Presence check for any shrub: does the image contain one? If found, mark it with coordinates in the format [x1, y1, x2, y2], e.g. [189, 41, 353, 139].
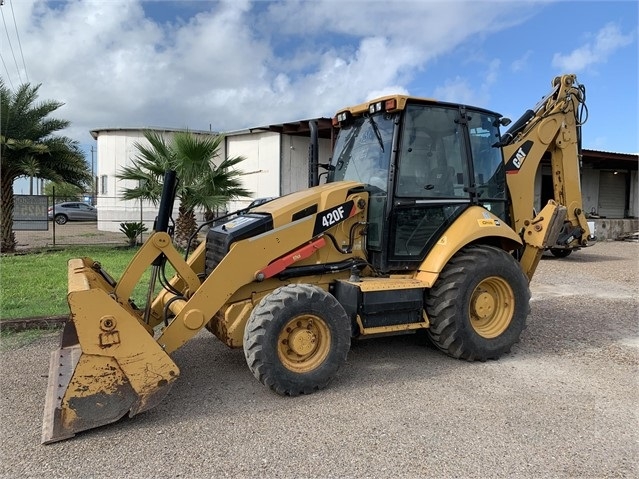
[119, 222, 148, 247]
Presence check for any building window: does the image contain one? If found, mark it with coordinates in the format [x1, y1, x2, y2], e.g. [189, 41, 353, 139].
[100, 175, 108, 194]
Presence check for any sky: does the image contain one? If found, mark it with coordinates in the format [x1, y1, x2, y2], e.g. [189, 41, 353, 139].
[2, 0, 638, 193]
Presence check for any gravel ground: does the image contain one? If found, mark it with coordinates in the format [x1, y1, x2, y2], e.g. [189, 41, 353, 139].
[14, 222, 125, 250]
[1, 241, 637, 478]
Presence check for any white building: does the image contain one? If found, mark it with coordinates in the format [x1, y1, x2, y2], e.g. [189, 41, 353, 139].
[90, 123, 637, 239]
[90, 119, 333, 232]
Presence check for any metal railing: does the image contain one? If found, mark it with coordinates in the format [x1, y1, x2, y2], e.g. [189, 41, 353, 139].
[12, 194, 224, 251]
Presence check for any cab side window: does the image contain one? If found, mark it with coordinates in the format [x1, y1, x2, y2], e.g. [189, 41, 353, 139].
[468, 114, 505, 199]
[468, 113, 507, 219]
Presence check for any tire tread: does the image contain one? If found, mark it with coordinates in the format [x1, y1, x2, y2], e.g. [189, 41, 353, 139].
[426, 245, 530, 361]
[243, 284, 350, 396]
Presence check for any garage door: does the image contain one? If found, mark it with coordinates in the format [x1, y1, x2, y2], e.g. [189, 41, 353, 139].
[598, 171, 626, 218]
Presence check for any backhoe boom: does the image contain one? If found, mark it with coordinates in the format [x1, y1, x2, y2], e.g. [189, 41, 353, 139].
[500, 74, 590, 277]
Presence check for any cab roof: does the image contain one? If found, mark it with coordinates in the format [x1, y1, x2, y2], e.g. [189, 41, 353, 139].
[335, 94, 503, 119]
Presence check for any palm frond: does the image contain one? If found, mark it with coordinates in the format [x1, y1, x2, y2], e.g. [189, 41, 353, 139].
[116, 130, 179, 204]
[173, 131, 223, 181]
[1, 80, 91, 252]
[117, 129, 252, 224]
[136, 130, 175, 166]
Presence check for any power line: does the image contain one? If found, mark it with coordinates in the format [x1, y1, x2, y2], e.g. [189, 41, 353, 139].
[0, 50, 15, 89]
[8, 0, 27, 82]
[0, 1, 22, 83]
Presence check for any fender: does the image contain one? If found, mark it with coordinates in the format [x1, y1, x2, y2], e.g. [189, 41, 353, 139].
[415, 206, 522, 286]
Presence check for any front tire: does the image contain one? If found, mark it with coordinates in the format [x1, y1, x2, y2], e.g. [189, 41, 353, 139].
[243, 284, 351, 396]
[425, 245, 530, 361]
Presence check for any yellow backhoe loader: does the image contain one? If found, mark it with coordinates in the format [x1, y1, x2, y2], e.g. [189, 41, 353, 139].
[42, 74, 590, 444]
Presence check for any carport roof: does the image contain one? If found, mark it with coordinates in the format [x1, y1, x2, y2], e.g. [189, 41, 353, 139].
[91, 119, 335, 140]
[582, 149, 638, 171]
[225, 117, 334, 139]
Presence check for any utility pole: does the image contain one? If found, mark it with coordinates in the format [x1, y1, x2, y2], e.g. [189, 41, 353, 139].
[91, 146, 96, 205]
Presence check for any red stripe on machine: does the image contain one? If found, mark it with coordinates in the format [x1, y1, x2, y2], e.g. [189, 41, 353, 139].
[257, 237, 327, 279]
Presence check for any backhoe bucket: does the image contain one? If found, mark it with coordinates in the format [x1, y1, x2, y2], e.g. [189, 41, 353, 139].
[42, 258, 180, 444]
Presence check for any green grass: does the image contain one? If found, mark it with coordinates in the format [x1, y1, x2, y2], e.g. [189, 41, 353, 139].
[0, 246, 169, 320]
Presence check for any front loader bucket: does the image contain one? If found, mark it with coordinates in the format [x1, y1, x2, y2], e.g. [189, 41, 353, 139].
[42, 258, 180, 444]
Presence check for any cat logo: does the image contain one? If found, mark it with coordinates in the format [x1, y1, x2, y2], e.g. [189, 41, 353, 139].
[505, 140, 533, 174]
[512, 147, 527, 168]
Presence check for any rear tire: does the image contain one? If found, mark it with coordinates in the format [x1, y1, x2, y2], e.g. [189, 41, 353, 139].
[54, 214, 68, 225]
[243, 284, 351, 396]
[425, 245, 530, 361]
[550, 248, 572, 258]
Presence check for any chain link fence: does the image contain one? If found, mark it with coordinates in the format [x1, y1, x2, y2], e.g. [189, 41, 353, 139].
[13, 194, 144, 250]
[13, 194, 221, 251]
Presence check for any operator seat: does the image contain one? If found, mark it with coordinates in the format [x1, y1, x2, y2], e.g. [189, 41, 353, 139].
[399, 130, 434, 196]
[428, 152, 456, 196]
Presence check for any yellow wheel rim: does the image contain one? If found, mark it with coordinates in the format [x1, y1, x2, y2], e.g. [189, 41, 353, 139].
[469, 276, 515, 338]
[277, 315, 331, 373]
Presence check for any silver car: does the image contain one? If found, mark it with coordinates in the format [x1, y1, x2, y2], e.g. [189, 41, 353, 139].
[48, 202, 97, 225]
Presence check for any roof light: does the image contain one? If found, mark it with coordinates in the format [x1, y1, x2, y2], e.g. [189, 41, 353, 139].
[384, 99, 397, 111]
[334, 111, 352, 125]
[368, 101, 384, 114]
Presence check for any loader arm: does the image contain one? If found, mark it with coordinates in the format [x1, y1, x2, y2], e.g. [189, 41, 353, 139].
[42, 180, 367, 444]
[155, 205, 362, 354]
[498, 74, 590, 279]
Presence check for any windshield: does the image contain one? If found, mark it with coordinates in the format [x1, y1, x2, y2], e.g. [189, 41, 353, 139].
[330, 113, 396, 192]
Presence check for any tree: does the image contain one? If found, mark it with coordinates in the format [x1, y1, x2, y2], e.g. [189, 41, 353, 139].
[1, 79, 91, 252]
[117, 130, 251, 249]
[43, 181, 84, 202]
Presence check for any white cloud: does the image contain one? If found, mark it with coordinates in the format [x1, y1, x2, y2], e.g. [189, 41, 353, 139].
[432, 77, 476, 104]
[484, 59, 501, 89]
[511, 50, 533, 72]
[431, 58, 500, 107]
[0, 0, 545, 148]
[552, 22, 634, 72]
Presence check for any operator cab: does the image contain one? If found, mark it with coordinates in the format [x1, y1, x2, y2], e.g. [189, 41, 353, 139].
[328, 97, 508, 274]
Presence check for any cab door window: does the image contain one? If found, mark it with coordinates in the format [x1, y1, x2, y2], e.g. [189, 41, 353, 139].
[396, 105, 469, 198]
[389, 105, 470, 264]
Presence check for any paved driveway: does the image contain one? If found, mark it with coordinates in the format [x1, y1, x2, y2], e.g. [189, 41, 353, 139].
[1, 242, 637, 478]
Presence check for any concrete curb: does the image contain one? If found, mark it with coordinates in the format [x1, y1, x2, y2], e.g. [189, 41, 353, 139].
[0, 316, 66, 332]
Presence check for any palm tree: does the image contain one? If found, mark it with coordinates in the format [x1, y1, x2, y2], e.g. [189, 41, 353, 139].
[117, 130, 251, 249]
[43, 181, 84, 202]
[1, 79, 91, 252]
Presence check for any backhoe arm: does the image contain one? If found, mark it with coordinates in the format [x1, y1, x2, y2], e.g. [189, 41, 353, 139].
[499, 74, 590, 279]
